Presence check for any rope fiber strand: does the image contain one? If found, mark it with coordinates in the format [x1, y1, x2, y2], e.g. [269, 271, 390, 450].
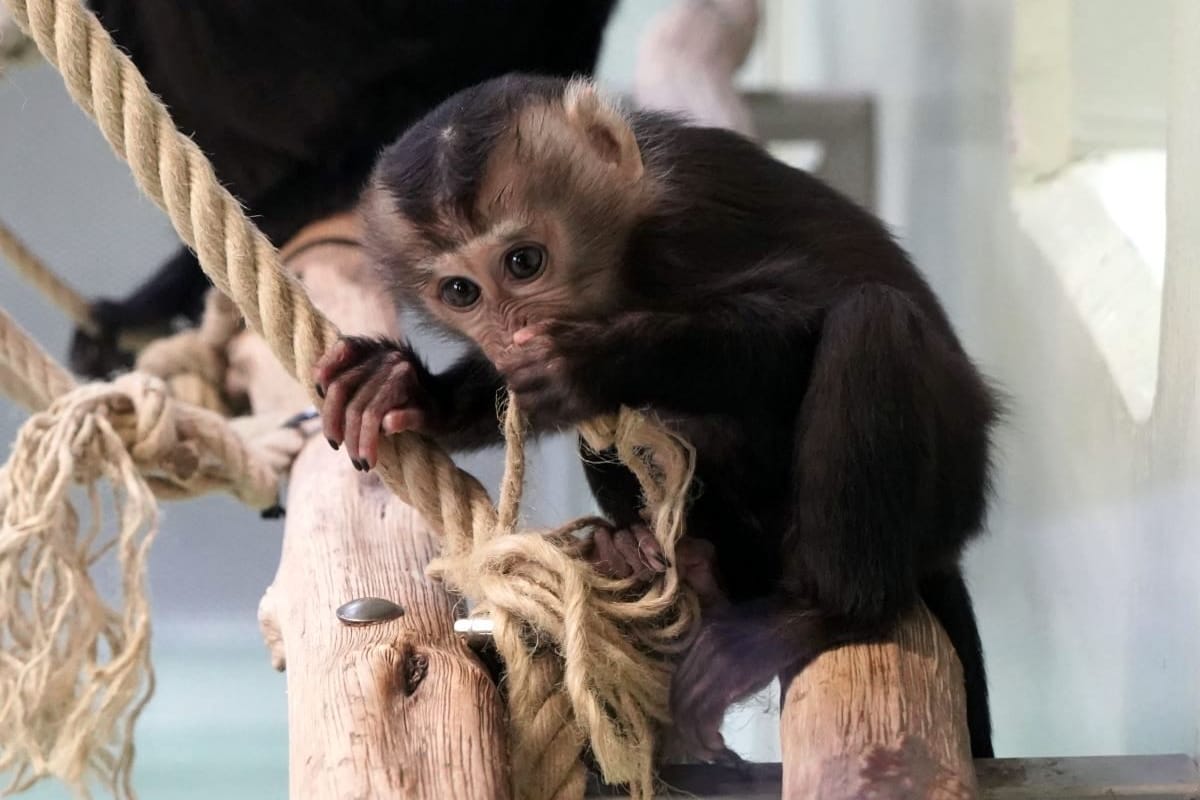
[0, 219, 94, 333]
[0, 301, 289, 798]
[0, 0, 701, 796]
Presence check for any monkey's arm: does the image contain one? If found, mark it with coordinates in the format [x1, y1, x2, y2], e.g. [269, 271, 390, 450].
[502, 297, 809, 421]
[68, 246, 212, 378]
[315, 337, 505, 468]
[421, 351, 508, 452]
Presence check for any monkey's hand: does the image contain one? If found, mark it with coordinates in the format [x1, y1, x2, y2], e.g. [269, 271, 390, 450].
[496, 321, 613, 425]
[586, 522, 670, 581]
[68, 300, 136, 379]
[313, 336, 436, 470]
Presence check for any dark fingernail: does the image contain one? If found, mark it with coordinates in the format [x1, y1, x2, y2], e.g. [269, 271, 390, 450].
[314, 383, 325, 399]
[355, 459, 369, 471]
[327, 437, 340, 450]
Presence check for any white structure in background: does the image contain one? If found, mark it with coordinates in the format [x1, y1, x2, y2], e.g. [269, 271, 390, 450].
[616, 0, 1200, 764]
[2, 0, 1196, 784]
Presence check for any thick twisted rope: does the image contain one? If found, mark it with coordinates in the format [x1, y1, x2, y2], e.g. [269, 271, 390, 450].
[2, 0, 699, 796]
[0, 306, 74, 411]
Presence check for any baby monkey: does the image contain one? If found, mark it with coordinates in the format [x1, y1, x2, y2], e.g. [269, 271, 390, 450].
[316, 74, 1000, 762]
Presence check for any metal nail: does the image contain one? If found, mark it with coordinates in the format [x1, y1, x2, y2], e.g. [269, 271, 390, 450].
[336, 597, 405, 625]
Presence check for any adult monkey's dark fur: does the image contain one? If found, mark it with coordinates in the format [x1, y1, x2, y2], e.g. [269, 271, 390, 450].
[68, 0, 618, 377]
[316, 75, 1000, 762]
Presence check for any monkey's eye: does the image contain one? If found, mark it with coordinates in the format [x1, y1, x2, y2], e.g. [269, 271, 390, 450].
[438, 277, 481, 309]
[503, 244, 546, 281]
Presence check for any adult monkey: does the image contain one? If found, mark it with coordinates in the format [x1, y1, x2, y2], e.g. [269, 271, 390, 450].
[69, 0, 619, 377]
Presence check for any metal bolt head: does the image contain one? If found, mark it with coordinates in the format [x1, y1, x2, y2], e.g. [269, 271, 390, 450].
[454, 617, 495, 651]
[336, 597, 405, 626]
[453, 617, 495, 637]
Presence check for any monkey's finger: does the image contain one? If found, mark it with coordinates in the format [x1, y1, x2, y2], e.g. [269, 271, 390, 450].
[612, 528, 654, 582]
[358, 365, 429, 467]
[506, 360, 568, 413]
[381, 408, 429, 435]
[356, 398, 389, 471]
[713, 747, 750, 775]
[321, 363, 376, 446]
[588, 528, 632, 579]
[631, 522, 670, 572]
[313, 337, 360, 390]
[699, 726, 728, 758]
[675, 537, 729, 609]
[342, 369, 391, 467]
[511, 323, 553, 347]
[497, 343, 558, 382]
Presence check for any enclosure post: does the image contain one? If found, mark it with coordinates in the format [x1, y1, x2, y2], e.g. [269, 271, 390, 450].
[240, 223, 511, 800]
[780, 604, 978, 799]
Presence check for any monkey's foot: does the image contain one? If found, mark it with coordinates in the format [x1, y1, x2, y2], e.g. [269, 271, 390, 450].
[674, 536, 729, 610]
[670, 603, 792, 763]
[587, 522, 668, 581]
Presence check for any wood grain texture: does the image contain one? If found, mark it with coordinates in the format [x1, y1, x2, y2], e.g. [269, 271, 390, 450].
[248, 229, 511, 799]
[780, 604, 977, 799]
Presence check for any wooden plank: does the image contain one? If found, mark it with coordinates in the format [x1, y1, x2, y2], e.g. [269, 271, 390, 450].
[978, 755, 1200, 799]
[587, 755, 1200, 798]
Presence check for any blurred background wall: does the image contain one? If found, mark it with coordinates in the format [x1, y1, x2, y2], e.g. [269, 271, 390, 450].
[2, 1, 1196, 797]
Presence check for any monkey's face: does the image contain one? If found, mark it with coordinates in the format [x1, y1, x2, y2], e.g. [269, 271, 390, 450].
[364, 75, 651, 363]
[411, 211, 616, 364]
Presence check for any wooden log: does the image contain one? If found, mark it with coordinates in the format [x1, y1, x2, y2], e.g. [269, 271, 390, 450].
[780, 604, 977, 799]
[233, 226, 511, 799]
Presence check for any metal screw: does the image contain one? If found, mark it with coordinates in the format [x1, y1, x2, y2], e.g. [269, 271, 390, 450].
[336, 597, 405, 626]
[454, 616, 495, 649]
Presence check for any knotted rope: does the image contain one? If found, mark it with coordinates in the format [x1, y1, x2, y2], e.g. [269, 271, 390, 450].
[133, 290, 244, 416]
[2, 0, 700, 796]
[0, 302, 292, 798]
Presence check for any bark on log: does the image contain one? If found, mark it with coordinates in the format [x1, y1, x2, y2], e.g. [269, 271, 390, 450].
[235, 224, 511, 800]
[780, 604, 978, 799]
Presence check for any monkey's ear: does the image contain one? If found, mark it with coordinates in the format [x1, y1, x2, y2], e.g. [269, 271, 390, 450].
[563, 79, 644, 182]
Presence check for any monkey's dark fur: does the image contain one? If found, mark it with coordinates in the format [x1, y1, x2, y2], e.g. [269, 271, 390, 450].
[68, 0, 617, 377]
[323, 74, 1001, 760]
